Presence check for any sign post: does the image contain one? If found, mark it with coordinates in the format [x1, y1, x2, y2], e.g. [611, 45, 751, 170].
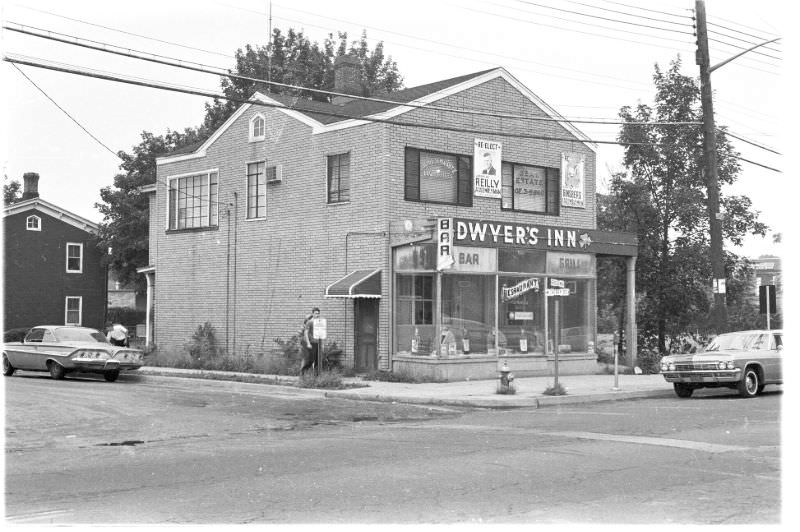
[759, 285, 776, 330]
[312, 317, 327, 375]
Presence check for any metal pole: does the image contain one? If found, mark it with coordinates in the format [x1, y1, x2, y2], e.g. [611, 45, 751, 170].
[554, 297, 560, 389]
[695, 0, 727, 334]
[613, 331, 619, 391]
[766, 286, 771, 331]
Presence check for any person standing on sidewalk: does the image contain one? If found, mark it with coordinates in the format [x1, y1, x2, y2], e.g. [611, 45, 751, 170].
[300, 307, 321, 374]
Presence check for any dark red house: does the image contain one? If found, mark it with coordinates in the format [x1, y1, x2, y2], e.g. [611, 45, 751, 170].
[3, 173, 106, 332]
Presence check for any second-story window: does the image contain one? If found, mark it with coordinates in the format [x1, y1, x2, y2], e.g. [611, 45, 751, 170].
[27, 215, 41, 231]
[168, 171, 219, 230]
[250, 114, 265, 141]
[247, 161, 267, 219]
[405, 148, 472, 206]
[327, 153, 350, 203]
[66, 243, 83, 273]
[501, 162, 560, 214]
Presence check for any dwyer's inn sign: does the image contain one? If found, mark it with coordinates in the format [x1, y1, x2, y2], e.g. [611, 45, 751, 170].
[437, 217, 638, 257]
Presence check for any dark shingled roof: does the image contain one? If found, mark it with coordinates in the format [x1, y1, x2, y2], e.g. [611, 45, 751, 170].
[160, 68, 500, 158]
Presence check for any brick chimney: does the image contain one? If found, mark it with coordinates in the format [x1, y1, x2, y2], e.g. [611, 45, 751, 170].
[332, 54, 363, 105]
[22, 172, 40, 200]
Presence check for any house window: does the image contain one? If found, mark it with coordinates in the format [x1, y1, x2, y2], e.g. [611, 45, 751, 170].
[405, 147, 472, 206]
[397, 274, 434, 326]
[501, 162, 560, 214]
[247, 161, 267, 219]
[26, 215, 41, 231]
[66, 243, 83, 273]
[327, 153, 350, 203]
[250, 114, 265, 141]
[65, 296, 82, 325]
[168, 171, 219, 230]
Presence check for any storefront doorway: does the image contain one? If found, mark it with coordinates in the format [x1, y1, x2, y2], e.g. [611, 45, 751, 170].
[354, 299, 379, 371]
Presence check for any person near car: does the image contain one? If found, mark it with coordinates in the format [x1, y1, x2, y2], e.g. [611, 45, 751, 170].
[107, 323, 128, 347]
[300, 307, 321, 374]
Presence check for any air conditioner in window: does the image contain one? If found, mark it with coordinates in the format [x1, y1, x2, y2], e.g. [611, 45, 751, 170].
[266, 164, 283, 184]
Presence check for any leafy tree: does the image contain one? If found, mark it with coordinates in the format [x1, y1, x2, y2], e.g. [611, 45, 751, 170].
[96, 129, 204, 292]
[202, 29, 403, 132]
[97, 29, 403, 293]
[604, 57, 767, 354]
[4, 179, 21, 206]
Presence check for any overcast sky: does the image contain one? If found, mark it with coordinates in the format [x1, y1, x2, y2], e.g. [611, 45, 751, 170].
[1, 0, 788, 258]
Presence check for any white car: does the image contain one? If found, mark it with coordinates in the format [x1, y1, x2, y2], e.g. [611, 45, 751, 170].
[3, 325, 143, 382]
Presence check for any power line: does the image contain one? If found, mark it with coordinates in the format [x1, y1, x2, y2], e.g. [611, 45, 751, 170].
[2, 53, 659, 148]
[722, 130, 780, 156]
[4, 24, 704, 128]
[599, 0, 691, 21]
[514, 0, 694, 35]
[10, 63, 120, 159]
[559, 0, 690, 27]
[707, 28, 781, 54]
[9, 2, 235, 59]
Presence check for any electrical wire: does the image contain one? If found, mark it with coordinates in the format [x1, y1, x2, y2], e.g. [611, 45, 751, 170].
[10, 63, 120, 159]
[4, 24, 705, 128]
[598, 0, 691, 21]
[559, 0, 690, 27]
[722, 130, 780, 156]
[513, 0, 694, 35]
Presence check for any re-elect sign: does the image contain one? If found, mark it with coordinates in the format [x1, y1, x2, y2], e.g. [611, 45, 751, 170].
[473, 139, 502, 198]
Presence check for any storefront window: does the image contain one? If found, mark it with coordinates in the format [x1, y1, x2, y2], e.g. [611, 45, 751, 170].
[498, 275, 545, 355]
[396, 274, 434, 355]
[547, 278, 592, 353]
[441, 274, 496, 355]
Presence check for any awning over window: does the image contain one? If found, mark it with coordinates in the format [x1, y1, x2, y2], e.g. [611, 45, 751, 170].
[325, 269, 382, 298]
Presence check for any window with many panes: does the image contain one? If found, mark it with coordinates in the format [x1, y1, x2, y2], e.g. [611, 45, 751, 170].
[66, 243, 83, 273]
[405, 147, 472, 206]
[327, 153, 350, 203]
[246, 161, 266, 219]
[501, 162, 559, 214]
[396, 274, 434, 325]
[65, 296, 82, 325]
[168, 171, 219, 230]
[26, 215, 41, 231]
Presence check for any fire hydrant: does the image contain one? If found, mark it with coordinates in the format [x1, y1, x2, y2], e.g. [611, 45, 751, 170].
[498, 361, 515, 394]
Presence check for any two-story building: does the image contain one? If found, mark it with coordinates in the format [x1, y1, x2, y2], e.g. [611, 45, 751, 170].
[3, 173, 107, 332]
[141, 59, 637, 379]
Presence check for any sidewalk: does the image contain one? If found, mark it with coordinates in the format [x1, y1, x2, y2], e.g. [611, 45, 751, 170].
[137, 366, 675, 409]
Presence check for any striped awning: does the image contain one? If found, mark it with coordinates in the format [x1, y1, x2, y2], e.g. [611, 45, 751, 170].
[325, 269, 382, 298]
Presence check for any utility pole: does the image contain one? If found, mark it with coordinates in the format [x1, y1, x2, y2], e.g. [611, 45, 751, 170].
[694, 0, 779, 334]
[694, 0, 727, 334]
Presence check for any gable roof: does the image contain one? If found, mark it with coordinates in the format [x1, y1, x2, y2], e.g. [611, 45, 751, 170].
[156, 67, 595, 165]
[2, 197, 100, 233]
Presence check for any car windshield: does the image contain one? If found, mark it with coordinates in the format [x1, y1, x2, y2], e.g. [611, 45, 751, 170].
[704, 333, 758, 352]
[53, 328, 109, 343]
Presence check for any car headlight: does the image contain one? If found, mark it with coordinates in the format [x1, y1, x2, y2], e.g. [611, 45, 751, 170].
[726, 361, 735, 370]
[661, 362, 668, 372]
[718, 361, 727, 369]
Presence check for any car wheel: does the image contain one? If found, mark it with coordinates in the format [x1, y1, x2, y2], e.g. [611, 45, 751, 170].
[737, 366, 759, 398]
[48, 361, 66, 380]
[2, 354, 15, 376]
[757, 384, 766, 395]
[104, 370, 120, 382]
[673, 383, 694, 398]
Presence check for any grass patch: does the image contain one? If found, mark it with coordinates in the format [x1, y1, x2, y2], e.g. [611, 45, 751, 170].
[543, 382, 568, 396]
[297, 370, 349, 389]
[360, 369, 447, 384]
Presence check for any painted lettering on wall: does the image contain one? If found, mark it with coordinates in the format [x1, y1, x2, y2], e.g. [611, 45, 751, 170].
[454, 220, 587, 250]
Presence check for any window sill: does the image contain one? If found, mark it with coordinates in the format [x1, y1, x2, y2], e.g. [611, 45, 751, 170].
[327, 201, 351, 207]
[245, 217, 267, 222]
[166, 226, 219, 234]
[249, 137, 265, 143]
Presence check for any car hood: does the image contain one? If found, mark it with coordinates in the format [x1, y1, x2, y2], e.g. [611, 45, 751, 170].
[665, 350, 740, 362]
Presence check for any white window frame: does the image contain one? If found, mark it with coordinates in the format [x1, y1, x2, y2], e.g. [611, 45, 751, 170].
[26, 215, 41, 231]
[249, 113, 266, 142]
[66, 242, 83, 273]
[165, 169, 219, 231]
[245, 160, 267, 220]
[65, 296, 82, 325]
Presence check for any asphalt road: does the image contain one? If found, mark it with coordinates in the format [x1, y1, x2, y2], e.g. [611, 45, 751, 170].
[4, 371, 782, 524]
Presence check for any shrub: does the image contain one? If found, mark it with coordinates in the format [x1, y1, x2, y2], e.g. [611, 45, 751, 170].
[297, 369, 345, 389]
[187, 322, 219, 363]
[543, 382, 568, 395]
[106, 307, 146, 326]
[361, 369, 446, 383]
[635, 348, 663, 375]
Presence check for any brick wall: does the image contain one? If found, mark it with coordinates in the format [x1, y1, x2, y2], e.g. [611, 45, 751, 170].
[149, 75, 597, 367]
